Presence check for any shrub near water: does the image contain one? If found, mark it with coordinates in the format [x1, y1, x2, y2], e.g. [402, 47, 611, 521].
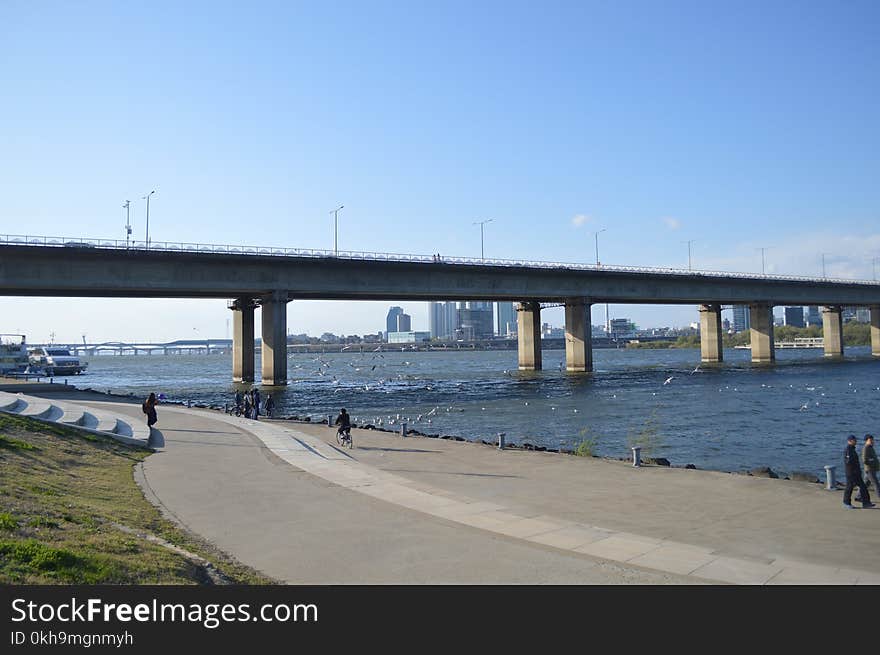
[0, 413, 271, 584]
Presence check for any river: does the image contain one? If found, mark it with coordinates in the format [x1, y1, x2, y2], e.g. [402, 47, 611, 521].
[68, 346, 879, 478]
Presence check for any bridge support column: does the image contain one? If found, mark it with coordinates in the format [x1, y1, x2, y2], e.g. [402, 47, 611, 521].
[261, 291, 289, 386]
[564, 299, 592, 372]
[517, 301, 542, 371]
[871, 306, 880, 357]
[229, 298, 256, 382]
[699, 303, 723, 363]
[822, 306, 844, 358]
[749, 303, 775, 363]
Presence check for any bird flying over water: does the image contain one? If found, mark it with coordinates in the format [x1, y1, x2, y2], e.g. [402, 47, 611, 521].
[663, 376, 674, 385]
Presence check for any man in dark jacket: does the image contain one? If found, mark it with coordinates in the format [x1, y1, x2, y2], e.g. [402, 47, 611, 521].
[335, 408, 352, 443]
[844, 435, 875, 509]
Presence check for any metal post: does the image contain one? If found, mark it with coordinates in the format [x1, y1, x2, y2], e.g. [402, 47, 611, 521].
[328, 414, 333, 427]
[632, 446, 641, 467]
[497, 432, 506, 450]
[824, 465, 836, 490]
[401, 422, 407, 437]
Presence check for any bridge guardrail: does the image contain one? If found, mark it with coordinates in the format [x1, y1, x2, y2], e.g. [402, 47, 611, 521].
[1, 233, 877, 286]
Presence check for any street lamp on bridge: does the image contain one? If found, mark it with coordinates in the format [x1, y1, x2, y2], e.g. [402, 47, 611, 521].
[143, 190, 156, 249]
[757, 246, 771, 275]
[591, 228, 606, 267]
[682, 239, 696, 271]
[330, 205, 344, 256]
[473, 218, 493, 260]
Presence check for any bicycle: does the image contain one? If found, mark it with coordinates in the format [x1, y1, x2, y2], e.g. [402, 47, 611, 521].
[336, 426, 353, 448]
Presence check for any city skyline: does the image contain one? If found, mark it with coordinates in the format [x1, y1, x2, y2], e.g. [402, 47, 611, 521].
[2, 1, 878, 341]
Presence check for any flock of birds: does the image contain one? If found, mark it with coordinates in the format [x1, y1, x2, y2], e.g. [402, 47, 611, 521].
[286, 354, 879, 428]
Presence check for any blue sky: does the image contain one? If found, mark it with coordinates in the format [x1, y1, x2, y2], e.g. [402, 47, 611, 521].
[2, 0, 878, 342]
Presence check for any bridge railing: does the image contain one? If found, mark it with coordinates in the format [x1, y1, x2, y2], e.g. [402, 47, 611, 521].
[1, 233, 877, 286]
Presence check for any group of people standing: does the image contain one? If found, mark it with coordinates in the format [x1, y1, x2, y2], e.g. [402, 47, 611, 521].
[234, 388, 275, 419]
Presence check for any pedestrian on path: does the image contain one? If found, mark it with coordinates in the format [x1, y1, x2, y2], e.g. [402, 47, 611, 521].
[859, 434, 880, 498]
[142, 392, 158, 428]
[844, 434, 875, 509]
[253, 387, 261, 420]
[265, 394, 275, 418]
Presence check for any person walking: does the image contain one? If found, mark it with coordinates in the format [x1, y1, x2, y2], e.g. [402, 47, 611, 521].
[858, 434, 880, 500]
[253, 387, 261, 420]
[142, 392, 158, 428]
[234, 390, 242, 416]
[844, 434, 875, 509]
[265, 394, 275, 418]
[243, 390, 252, 419]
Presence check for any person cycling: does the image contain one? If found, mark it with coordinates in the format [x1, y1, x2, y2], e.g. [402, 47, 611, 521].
[334, 408, 352, 447]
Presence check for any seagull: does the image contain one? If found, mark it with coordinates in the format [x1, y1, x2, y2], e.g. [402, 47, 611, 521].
[341, 345, 352, 351]
[663, 376, 674, 385]
[690, 365, 701, 375]
[798, 402, 809, 411]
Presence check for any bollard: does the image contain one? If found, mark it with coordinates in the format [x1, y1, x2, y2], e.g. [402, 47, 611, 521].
[225, 403, 229, 414]
[187, 400, 191, 408]
[632, 446, 641, 467]
[824, 465, 836, 491]
[497, 432, 506, 450]
[328, 414, 334, 427]
[401, 422, 407, 437]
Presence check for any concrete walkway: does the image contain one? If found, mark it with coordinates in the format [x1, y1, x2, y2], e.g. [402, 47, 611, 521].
[15, 387, 880, 584]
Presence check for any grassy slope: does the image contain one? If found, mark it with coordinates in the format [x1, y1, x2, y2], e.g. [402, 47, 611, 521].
[0, 414, 274, 584]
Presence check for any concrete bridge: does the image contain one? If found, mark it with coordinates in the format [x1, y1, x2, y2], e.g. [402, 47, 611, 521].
[2, 240, 879, 385]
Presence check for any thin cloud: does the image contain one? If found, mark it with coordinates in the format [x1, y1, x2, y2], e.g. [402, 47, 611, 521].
[571, 214, 592, 228]
[662, 217, 681, 231]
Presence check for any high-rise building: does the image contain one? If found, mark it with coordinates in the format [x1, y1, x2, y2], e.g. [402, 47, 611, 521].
[396, 313, 411, 332]
[496, 302, 517, 337]
[429, 302, 459, 339]
[385, 306, 404, 339]
[732, 305, 751, 332]
[806, 306, 821, 326]
[783, 306, 805, 328]
[456, 301, 494, 340]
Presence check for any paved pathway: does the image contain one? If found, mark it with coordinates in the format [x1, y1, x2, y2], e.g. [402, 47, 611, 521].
[15, 388, 880, 584]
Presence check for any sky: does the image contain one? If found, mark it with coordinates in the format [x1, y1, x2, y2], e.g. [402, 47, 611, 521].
[1, 0, 878, 343]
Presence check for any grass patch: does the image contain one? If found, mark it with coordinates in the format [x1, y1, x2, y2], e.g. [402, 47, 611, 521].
[0, 512, 18, 530]
[573, 427, 600, 457]
[0, 413, 272, 584]
[0, 435, 36, 450]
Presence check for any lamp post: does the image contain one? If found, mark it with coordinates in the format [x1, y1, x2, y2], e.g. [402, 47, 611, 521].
[682, 240, 695, 271]
[473, 218, 493, 259]
[872, 257, 878, 281]
[821, 253, 827, 278]
[143, 190, 156, 249]
[757, 246, 770, 275]
[123, 200, 131, 248]
[330, 205, 344, 255]
[591, 228, 606, 267]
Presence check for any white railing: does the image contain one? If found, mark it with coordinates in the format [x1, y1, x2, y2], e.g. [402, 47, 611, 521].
[1, 233, 877, 286]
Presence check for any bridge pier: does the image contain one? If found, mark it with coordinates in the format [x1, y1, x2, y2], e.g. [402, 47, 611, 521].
[517, 301, 542, 371]
[261, 291, 289, 386]
[872, 306, 880, 357]
[822, 306, 844, 358]
[229, 298, 256, 383]
[699, 303, 723, 363]
[564, 299, 592, 372]
[749, 303, 775, 363]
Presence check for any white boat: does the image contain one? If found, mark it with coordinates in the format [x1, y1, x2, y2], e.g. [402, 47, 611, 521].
[27, 346, 88, 376]
[0, 334, 29, 374]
